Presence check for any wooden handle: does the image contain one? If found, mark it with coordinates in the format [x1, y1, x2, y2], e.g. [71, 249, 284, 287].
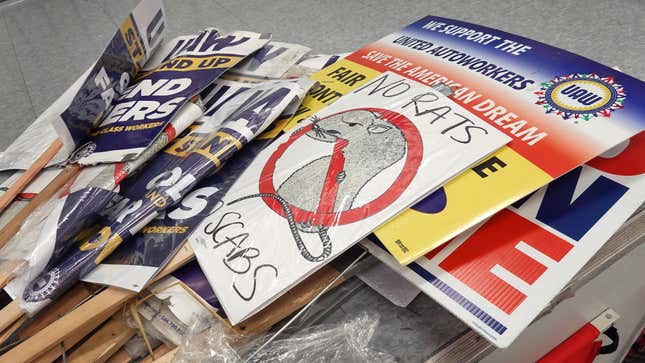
[67, 315, 136, 363]
[0, 260, 23, 290]
[140, 344, 175, 363]
[0, 288, 133, 363]
[0, 242, 342, 362]
[104, 348, 134, 363]
[0, 139, 63, 214]
[0, 244, 195, 363]
[0, 315, 26, 347]
[0, 301, 24, 334]
[0, 163, 81, 250]
[18, 284, 93, 340]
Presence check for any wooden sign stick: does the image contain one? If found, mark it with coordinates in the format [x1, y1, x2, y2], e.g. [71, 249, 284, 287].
[0, 301, 23, 334]
[105, 347, 134, 363]
[31, 305, 119, 363]
[16, 284, 95, 340]
[140, 344, 176, 363]
[0, 163, 81, 250]
[0, 239, 353, 363]
[0, 315, 26, 348]
[0, 139, 63, 214]
[0, 243, 195, 363]
[0, 284, 92, 348]
[67, 314, 136, 363]
[0, 287, 133, 363]
[0, 261, 23, 290]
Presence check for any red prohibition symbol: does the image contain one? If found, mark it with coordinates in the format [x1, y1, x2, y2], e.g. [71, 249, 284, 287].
[259, 107, 423, 226]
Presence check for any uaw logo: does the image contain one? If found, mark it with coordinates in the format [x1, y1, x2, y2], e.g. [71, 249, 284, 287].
[23, 267, 61, 302]
[535, 73, 626, 122]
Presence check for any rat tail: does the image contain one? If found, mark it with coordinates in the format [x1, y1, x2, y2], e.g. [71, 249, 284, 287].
[228, 193, 332, 262]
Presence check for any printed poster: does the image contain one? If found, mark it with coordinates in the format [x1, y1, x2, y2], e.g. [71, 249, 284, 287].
[364, 131, 645, 347]
[229, 41, 311, 80]
[289, 16, 645, 264]
[2, 103, 201, 303]
[189, 71, 510, 324]
[0, 0, 165, 170]
[74, 30, 270, 164]
[53, 0, 166, 157]
[82, 78, 313, 291]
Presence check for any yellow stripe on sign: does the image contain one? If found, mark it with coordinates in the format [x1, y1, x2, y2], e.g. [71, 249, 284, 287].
[165, 125, 206, 158]
[375, 146, 553, 264]
[78, 226, 124, 264]
[95, 232, 124, 264]
[154, 55, 243, 73]
[284, 58, 382, 131]
[119, 15, 146, 72]
[194, 131, 243, 167]
[257, 116, 291, 140]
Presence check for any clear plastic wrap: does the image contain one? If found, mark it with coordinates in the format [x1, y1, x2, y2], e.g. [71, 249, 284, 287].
[187, 72, 510, 325]
[127, 298, 183, 347]
[124, 333, 163, 360]
[0, 103, 201, 303]
[173, 312, 394, 363]
[357, 256, 420, 308]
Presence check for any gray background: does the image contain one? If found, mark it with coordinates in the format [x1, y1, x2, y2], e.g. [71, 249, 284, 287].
[0, 0, 644, 152]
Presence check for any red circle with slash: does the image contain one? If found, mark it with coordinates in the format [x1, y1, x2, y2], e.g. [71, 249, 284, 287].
[258, 107, 422, 225]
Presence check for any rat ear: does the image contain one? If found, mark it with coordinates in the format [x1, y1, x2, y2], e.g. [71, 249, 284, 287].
[367, 123, 392, 134]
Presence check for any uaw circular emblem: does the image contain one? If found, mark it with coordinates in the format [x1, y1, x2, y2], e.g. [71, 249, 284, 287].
[23, 267, 61, 302]
[535, 73, 626, 122]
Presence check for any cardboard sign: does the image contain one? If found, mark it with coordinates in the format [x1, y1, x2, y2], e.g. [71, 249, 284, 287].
[289, 16, 645, 264]
[53, 0, 166, 157]
[82, 79, 313, 291]
[75, 30, 270, 164]
[4, 103, 201, 302]
[189, 71, 510, 324]
[18, 75, 308, 316]
[364, 131, 645, 347]
[230, 41, 311, 80]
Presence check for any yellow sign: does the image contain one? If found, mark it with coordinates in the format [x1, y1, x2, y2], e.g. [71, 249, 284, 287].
[291, 57, 554, 264]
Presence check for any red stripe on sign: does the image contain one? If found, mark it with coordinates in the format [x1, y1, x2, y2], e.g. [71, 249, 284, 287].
[587, 130, 645, 176]
[438, 209, 573, 314]
[113, 162, 127, 186]
[316, 139, 348, 215]
[164, 124, 177, 141]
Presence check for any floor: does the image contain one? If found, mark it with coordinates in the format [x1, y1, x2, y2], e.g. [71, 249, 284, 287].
[0, 0, 644, 152]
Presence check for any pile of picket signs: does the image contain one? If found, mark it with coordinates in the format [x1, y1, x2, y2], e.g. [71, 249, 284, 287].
[0, 0, 644, 361]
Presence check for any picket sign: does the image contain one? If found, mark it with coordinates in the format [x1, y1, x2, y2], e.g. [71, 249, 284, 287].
[365, 131, 645, 348]
[0, 141, 64, 214]
[0, 0, 165, 215]
[0, 240, 346, 362]
[0, 165, 82, 251]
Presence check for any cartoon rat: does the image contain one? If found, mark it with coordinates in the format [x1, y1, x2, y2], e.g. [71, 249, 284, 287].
[230, 109, 407, 262]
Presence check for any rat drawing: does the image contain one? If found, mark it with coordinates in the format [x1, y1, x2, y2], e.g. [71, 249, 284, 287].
[229, 109, 407, 262]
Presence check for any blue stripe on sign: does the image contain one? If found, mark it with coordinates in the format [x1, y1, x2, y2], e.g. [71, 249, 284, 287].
[407, 262, 507, 335]
[371, 239, 507, 335]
